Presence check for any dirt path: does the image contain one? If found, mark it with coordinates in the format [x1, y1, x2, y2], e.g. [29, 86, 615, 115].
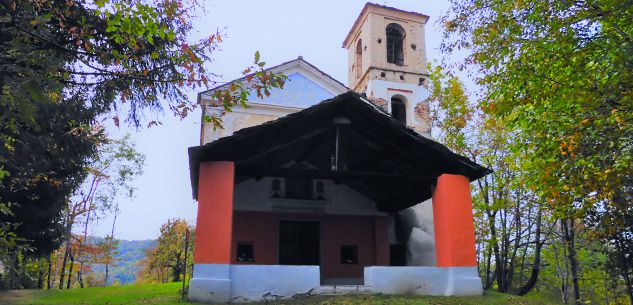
[0, 289, 35, 304]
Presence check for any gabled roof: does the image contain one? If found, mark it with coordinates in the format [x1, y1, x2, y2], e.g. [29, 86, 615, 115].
[188, 92, 491, 212]
[198, 56, 348, 103]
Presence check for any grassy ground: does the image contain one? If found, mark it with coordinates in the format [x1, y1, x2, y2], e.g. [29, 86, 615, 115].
[0, 282, 559, 305]
[0, 282, 195, 305]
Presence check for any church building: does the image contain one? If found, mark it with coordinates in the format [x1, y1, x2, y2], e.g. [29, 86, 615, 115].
[187, 3, 490, 303]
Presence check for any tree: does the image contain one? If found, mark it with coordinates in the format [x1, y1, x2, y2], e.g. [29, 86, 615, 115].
[441, 1, 632, 304]
[1, 0, 285, 286]
[588, 176, 633, 304]
[57, 134, 144, 289]
[428, 63, 545, 296]
[1, 0, 286, 127]
[0, 96, 101, 289]
[140, 219, 194, 283]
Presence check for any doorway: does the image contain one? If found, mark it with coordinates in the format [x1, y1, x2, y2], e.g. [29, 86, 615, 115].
[279, 220, 320, 265]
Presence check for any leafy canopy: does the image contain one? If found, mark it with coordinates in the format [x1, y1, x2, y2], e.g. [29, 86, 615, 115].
[441, 0, 633, 219]
[1, 0, 286, 127]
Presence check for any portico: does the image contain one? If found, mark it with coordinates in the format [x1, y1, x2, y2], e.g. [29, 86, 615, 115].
[187, 92, 490, 303]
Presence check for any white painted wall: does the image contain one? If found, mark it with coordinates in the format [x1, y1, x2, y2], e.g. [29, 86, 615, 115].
[364, 266, 483, 296]
[233, 177, 386, 216]
[189, 264, 482, 303]
[201, 104, 302, 144]
[366, 79, 431, 138]
[230, 265, 320, 302]
[189, 264, 232, 303]
[189, 263, 320, 303]
[199, 59, 349, 145]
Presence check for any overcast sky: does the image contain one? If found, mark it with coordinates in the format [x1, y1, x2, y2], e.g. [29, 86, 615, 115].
[93, 0, 454, 240]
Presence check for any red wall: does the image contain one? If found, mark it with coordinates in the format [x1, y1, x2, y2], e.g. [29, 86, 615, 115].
[231, 211, 389, 280]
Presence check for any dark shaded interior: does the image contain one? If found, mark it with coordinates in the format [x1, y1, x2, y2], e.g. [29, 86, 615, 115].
[279, 221, 320, 265]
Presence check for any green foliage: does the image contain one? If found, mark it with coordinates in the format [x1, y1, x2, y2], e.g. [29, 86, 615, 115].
[203, 51, 288, 129]
[0, 96, 102, 257]
[428, 62, 545, 296]
[1, 0, 286, 127]
[441, 0, 633, 302]
[441, 0, 632, 219]
[0, 0, 284, 288]
[79, 134, 145, 215]
[427, 63, 473, 154]
[0, 203, 18, 253]
[138, 219, 193, 284]
[86, 238, 156, 285]
[107, 239, 156, 284]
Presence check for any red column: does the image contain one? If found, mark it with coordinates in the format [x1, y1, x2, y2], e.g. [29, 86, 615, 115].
[432, 174, 477, 267]
[194, 161, 234, 264]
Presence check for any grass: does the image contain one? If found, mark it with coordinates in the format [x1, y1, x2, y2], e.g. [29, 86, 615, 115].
[0, 282, 196, 305]
[0, 282, 560, 305]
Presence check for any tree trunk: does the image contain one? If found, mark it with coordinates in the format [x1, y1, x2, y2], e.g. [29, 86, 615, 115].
[483, 244, 493, 289]
[66, 251, 74, 289]
[59, 213, 74, 290]
[562, 218, 581, 305]
[104, 204, 120, 286]
[8, 250, 17, 289]
[486, 209, 504, 293]
[77, 207, 94, 288]
[603, 275, 609, 305]
[516, 210, 543, 295]
[551, 224, 568, 304]
[104, 264, 109, 286]
[623, 267, 633, 305]
[47, 257, 52, 290]
[37, 263, 44, 289]
[58, 247, 69, 289]
[173, 253, 183, 282]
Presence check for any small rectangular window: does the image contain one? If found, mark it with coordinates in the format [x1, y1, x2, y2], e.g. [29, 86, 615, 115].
[390, 244, 406, 266]
[340, 245, 358, 264]
[236, 242, 254, 262]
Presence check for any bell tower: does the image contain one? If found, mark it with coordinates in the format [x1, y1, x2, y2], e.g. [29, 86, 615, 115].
[343, 3, 431, 136]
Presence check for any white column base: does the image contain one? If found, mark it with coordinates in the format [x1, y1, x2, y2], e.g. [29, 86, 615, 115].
[364, 266, 482, 296]
[188, 264, 482, 303]
[188, 264, 231, 303]
[189, 264, 320, 303]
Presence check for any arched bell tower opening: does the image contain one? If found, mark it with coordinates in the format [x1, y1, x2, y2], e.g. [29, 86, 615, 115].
[391, 95, 407, 124]
[355, 39, 363, 80]
[386, 23, 405, 66]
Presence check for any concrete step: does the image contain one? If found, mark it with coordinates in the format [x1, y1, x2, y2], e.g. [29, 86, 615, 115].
[312, 285, 373, 295]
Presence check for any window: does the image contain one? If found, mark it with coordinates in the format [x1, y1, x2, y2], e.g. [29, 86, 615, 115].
[285, 177, 313, 200]
[391, 97, 406, 124]
[390, 244, 406, 266]
[386, 23, 405, 65]
[355, 39, 363, 79]
[270, 178, 281, 198]
[340, 245, 358, 264]
[236, 242, 254, 262]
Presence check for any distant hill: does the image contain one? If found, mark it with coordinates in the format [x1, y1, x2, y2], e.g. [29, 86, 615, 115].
[89, 238, 156, 285]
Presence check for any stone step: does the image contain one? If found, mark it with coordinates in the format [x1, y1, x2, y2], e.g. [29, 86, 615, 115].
[312, 285, 373, 295]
